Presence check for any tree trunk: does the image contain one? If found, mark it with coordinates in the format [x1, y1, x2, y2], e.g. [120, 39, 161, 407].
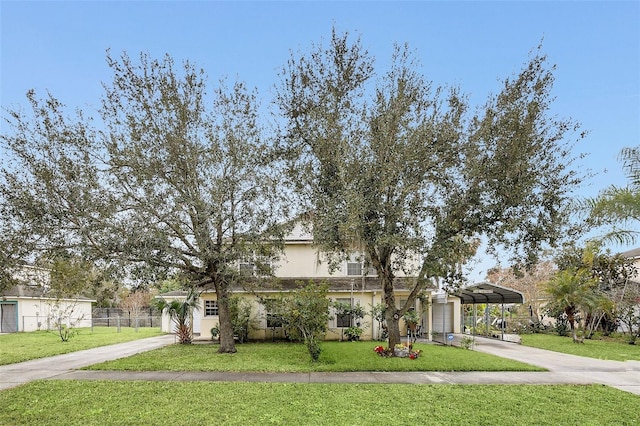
[215, 280, 237, 354]
[381, 273, 401, 352]
[567, 309, 582, 344]
[386, 309, 401, 351]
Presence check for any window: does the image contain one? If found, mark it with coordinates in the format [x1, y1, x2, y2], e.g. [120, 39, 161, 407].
[335, 298, 352, 328]
[346, 255, 377, 276]
[239, 259, 255, 276]
[266, 313, 283, 328]
[263, 299, 284, 328]
[239, 255, 271, 277]
[204, 300, 218, 317]
[397, 299, 416, 311]
[347, 262, 362, 276]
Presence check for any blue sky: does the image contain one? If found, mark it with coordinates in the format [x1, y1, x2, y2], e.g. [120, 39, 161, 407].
[1, 1, 639, 279]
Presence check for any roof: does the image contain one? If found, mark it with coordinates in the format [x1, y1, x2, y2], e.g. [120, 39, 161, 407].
[621, 247, 640, 259]
[453, 282, 524, 304]
[1, 284, 95, 302]
[160, 276, 433, 297]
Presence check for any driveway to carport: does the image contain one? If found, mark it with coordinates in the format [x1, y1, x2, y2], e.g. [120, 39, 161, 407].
[469, 335, 640, 395]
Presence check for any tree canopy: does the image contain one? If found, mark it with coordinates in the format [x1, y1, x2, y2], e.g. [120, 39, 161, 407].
[2, 29, 587, 352]
[274, 29, 585, 349]
[587, 146, 640, 246]
[1, 52, 289, 352]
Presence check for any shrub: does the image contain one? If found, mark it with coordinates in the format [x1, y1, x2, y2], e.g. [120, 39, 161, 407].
[344, 326, 363, 341]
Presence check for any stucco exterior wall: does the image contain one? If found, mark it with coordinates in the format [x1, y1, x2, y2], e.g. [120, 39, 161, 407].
[7, 297, 93, 332]
[187, 288, 444, 342]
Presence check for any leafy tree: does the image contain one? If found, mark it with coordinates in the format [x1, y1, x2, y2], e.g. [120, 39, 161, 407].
[486, 260, 556, 323]
[587, 146, 640, 245]
[545, 268, 602, 343]
[32, 256, 95, 342]
[228, 295, 255, 343]
[275, 29, 585, 350]
[155, 288, 200, 344]
[555, 243, 638, 335]
[369, 302, 387, 340]
[1, 52, 288, 353]
[614, 281, 640, 343]
[265, 282, 330, 361]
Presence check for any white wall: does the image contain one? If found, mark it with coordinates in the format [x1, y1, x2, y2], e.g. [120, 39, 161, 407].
[16, 297, 93, 332]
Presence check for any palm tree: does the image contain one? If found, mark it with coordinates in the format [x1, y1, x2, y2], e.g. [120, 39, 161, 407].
[545, 269, 599, 343]
[155, 288, 200, 344]
[587, 146, 640, 245]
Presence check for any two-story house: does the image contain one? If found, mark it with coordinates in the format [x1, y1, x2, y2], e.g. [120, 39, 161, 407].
[159, 222, 461, 341]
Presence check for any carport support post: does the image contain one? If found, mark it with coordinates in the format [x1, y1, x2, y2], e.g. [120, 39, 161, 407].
[484, 305, 490, 337]
[442, 295, 446, 345]
[501, 303, 505, 341]
[473, 304, 477, 337]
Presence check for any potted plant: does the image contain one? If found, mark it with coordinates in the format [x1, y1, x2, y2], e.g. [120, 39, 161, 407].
[210, 325, 220, 342]
[403, 309, 420, 331]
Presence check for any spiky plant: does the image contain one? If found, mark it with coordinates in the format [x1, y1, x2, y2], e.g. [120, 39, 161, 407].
[155, 288, 200, 344]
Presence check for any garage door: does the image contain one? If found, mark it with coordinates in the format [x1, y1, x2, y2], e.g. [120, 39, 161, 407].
[432, 302, 454, 334]
[0, 303, 18, 333]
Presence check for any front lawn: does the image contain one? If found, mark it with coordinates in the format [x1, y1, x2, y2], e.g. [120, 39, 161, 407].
[0, 327, 164, 365]
[521, 333, 640, 361]
[1, 381, 638, 425]
[87, 340, 543, 372]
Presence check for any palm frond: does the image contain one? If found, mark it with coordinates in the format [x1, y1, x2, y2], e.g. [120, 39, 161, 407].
[588, 229, 639, 247]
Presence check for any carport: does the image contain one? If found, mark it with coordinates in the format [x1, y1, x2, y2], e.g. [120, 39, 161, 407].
[453, 282, 524, 341]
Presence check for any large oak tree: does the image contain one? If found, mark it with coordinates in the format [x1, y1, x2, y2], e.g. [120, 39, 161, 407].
[275, 29, 585, 350]
[1, 52, 287, 353]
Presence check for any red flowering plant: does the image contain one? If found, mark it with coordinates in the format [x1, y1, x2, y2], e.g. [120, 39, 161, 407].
[374, 345, 392, 357]
[410, 348, 422, 359]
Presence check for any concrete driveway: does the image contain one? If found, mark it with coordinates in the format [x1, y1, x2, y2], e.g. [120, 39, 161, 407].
[0, 334, 175, 390]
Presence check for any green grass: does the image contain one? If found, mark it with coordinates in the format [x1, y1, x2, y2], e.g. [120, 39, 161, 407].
[1, 380, 638, 425]
[0, 327, 164, 365]
[87, 340, 544, 372]
[521, 334, 640, 361]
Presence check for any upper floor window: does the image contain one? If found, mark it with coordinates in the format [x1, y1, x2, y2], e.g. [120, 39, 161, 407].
[346, 262, 363, 276]
[346, 255, 376, 276]
[238, 255, 272, 277]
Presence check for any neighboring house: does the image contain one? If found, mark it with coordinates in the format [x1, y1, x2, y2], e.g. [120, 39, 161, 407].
[160, 222, 461, 341]
[621, 247, 640, 272]
[618, 248, 640, 334]
[0, 266, 94, 333]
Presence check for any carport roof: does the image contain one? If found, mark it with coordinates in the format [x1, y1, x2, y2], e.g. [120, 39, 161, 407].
[454, 282, 524, 304]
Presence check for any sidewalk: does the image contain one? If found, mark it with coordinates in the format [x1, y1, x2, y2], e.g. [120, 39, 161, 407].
[2, 334, 639, 395]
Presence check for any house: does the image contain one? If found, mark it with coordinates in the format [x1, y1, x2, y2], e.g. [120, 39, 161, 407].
[0, 266, 94, 333]
[159, 222, 461, 341]
[617, 248, 640, 335]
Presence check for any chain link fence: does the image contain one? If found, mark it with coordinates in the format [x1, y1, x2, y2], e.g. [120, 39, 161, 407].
[92, 307, 161, 328]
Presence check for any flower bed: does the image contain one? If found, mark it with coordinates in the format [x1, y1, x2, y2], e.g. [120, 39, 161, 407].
[374, 344, 422, 359]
